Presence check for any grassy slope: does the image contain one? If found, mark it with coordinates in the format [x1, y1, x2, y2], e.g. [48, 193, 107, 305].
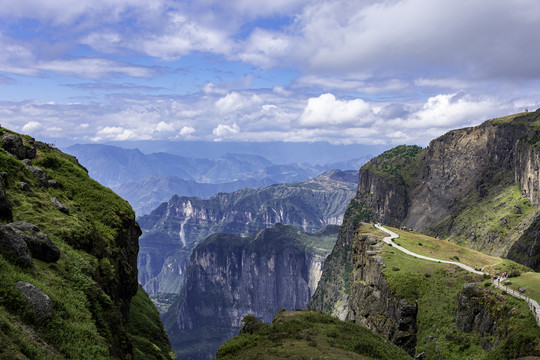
[375, 226, 540, 359]
[0, 129, 174, 359]
[216, 310, 412, 360]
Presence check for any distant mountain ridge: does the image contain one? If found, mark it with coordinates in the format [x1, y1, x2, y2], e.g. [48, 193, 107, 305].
[137, 169, 358, 295]
[65, 144, 371, 215]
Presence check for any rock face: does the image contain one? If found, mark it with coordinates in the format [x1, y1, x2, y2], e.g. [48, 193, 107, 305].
[310, 224, 417, 355]
[7, 222, 60, 263]
[163, 224, 337, 360]
[0, 184, 13, 221]
[15, 281, 53, 320]
[454, 283, 510, 350]
[138, 170, 357, 294]
[351, 110, 540, 270]
[2, 133, 36, 160]
[0, 223, 34, 268]
[347, 234, 417, 355]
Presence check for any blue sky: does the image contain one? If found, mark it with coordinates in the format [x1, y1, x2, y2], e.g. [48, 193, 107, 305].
[1, 0, 540, 146]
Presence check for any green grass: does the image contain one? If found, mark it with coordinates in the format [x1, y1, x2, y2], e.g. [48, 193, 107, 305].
[0, 130, 174, 359]
[216, 310, 412, 360]
[373, 226, 540, 359]
[503, 272, 540, 304]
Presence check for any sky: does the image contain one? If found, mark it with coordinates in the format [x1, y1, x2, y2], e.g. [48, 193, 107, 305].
[1, 0, 540, 147]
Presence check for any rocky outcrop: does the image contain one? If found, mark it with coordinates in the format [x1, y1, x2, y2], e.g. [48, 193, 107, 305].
[2, 133, 36, 160]
[347, 233, 417, 355]
[352, 110, 540, 270]
[311, 224, 418, 356]
[15, 281, 53, 320]
[454, 283, 509, 350]
[50, 197, 69, 214]
[0, 223, 34, 268]
[8, 222, 60, 263]
[0, 184, 12, 222]
[163, 224, 336, 360]
[138, 170, 357, 294]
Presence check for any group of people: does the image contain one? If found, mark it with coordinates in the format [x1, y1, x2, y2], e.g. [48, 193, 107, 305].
[497, 271, 509, 284]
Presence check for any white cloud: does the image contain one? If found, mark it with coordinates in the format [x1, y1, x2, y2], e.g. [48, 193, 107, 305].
[155, 121, 174, 132]
[179, 126, 195, 136]
[22, 121, 42, 133]
[403, 93, 500, 129]
[298, 93, 373, 128]
[215, 92, 263, 114]
[213, 123, 240, 138]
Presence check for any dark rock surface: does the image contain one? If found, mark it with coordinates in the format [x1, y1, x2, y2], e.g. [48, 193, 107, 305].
[0, 224, 33, 268]
[15, 281, 53, 320]
[454, 283, 509, 350]
[2, 134, 35, 160]
[2, 134, 28, 159]
[8, 222, 60, 263]
[0, 184, 13, 222]
[50, 197, 68, 214]
[163, 224, 335, 360]
[26, 165, 49, 187]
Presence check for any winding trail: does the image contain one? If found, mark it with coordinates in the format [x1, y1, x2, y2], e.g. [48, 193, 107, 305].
[375, 224, 540, 327]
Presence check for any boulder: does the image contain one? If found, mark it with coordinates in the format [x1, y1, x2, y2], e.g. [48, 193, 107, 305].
[8, 222, 60, 262]
[51, 198, 68, 214]
[2, 134, 27, 159]
[0, 185, 13, 222]
[15, 281, 53, 320]
[25, 165, 48, 187]
[0, 224, 33, 268]
[19, 182, 30, 191]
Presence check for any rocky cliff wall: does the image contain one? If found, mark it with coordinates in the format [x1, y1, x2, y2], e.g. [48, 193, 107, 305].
[137, 171, 356, 295]
[164, 224, 335, 360]
[347, 233, 417, 355]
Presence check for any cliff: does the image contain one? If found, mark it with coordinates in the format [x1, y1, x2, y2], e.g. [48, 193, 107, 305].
[137, 170, 357, 295]
[0, 129, 174, 359]
[162, 224, 338, 360]
[350, 110, 540, 270]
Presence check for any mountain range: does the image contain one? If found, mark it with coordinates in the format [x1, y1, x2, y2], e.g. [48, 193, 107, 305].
[137, 169, 358, 296]
[65, 143, 372, 215]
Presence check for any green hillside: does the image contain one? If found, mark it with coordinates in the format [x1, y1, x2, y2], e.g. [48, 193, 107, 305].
[0, 128, 174, 359]
[376, 226, 540, 359]
[216, 310, 412, 360]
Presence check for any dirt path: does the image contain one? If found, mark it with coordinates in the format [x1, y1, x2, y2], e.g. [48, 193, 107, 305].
[375, 224, 540, 327]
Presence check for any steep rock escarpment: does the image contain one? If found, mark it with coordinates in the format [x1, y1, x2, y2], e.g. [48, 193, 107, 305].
[354, 110, 540, 270]
[310, 225, 417, 356]
[163, 224, 337, 360]
[137, 170, 357, 294]
[0, 129, 174, 359]
[347, 233, 417, 355]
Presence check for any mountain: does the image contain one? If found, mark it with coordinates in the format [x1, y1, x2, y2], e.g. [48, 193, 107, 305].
[113, 175, 273, 216]
[137, 169, 358, 295]
[0, 129, 174, 359]
[309, 110, 540, 359]
[162, 224, 339, 360]
[65, 144, 325, 189]
[346, 110, 540, 271]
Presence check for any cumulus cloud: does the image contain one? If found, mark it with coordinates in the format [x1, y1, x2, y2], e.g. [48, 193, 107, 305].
[179, 126, 195, 136]
[22, 121, 42, 133]
[298, 93, 373, 128]
[213, 123, 240, 138]
[215, 92, 263, 114]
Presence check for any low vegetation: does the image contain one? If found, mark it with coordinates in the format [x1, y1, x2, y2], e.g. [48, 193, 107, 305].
[216, 310, 412, 360]
[0, 129, 174, 359]
[376, 226, 540, 359]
